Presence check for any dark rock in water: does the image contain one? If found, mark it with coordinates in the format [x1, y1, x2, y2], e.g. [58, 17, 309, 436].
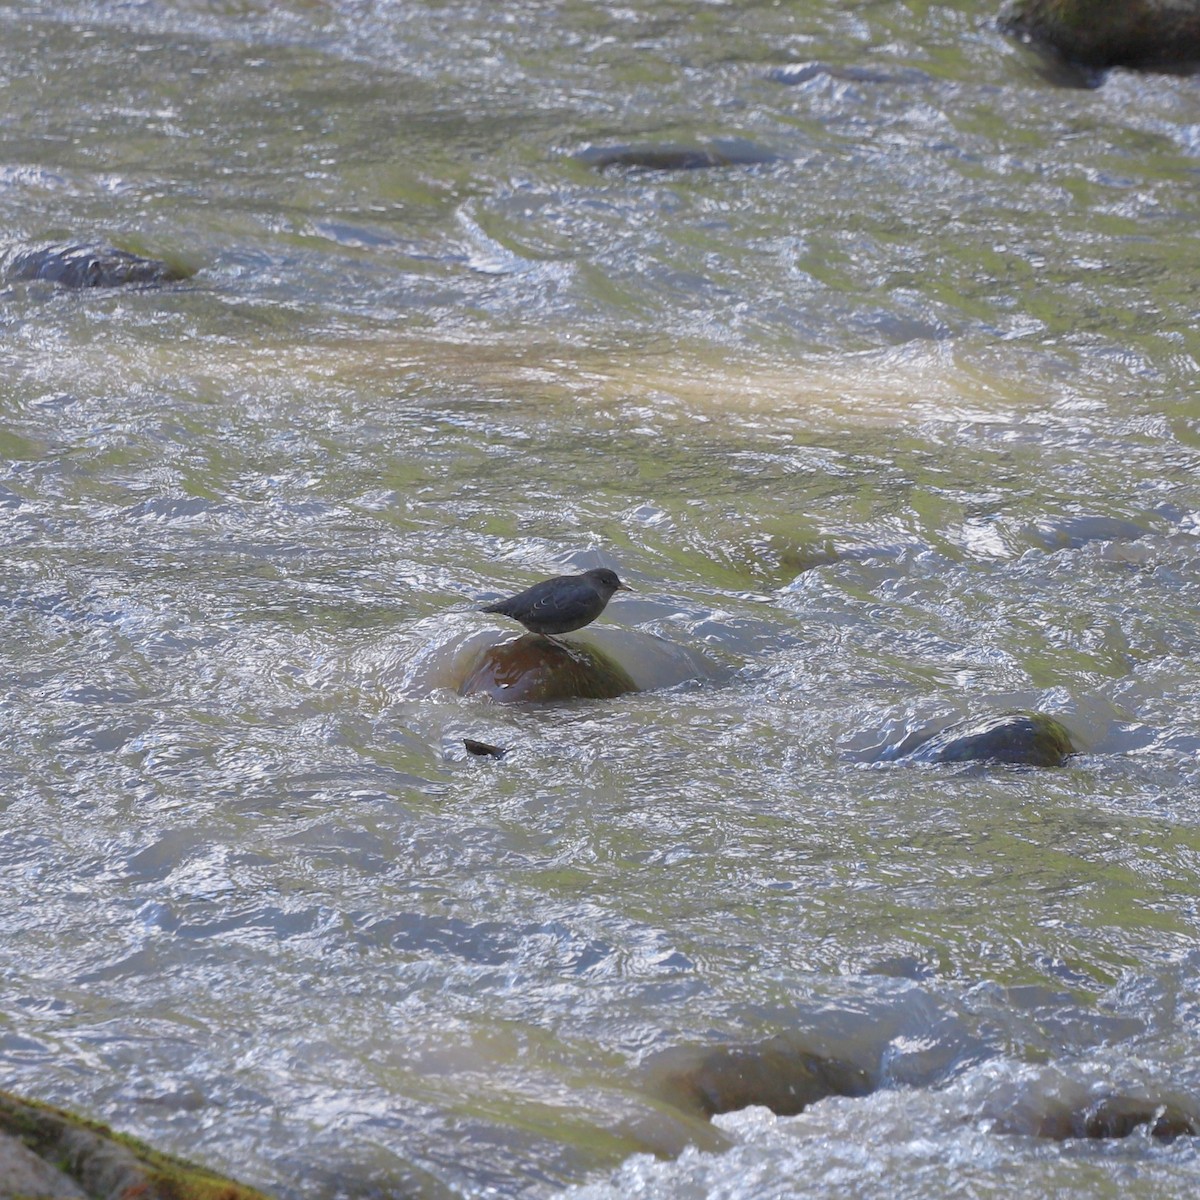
[1073, 1096, 1200, 1141]
[899, 711, 1075, 768]
[575, 138, 779, 172]
[1001, 0, 1200, 69]
[0, 1087, 272, 1200]
[644, 1036, 874, 1120]
[4, 242, 190, 288]
[463, 737, 507, 758]
[1004, 1091, 1200, 1142]
[458, 633, 639, 703]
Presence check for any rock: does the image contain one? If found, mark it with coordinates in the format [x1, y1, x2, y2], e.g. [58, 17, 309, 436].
[1001, 0, 1200, 68]
[390, 617, 715, 701]
[0, 1088, 272, 1200]
[898, 711, 1076, 767]
[0, 1131, 88, 1200]
[575, 138, 779, 172]
[643, 1036, 874, 1120]
[463, 737, 507, 758]
[458, 633, 639, 702]
[1068, 1095, 1200, 1140]
[3, 242, 190, 288]
[996, 1089, 1200, 1141]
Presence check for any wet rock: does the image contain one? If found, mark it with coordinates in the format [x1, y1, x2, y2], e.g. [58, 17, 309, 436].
[897, 711, 1075, 767]
[391, 618, 715, 700]
[463, 736, 507, 758]
[1070, 1095, 1200, 1140]
[3, 242, 190, 288]
[1002, 1091, 1200, 1141]
[458, 633, 639, 703]
[0, 1088, 271, 1200]
[1001, 0, 1200, 68]
[644, 1036, 874, 1120]
[0, 1131, 87, 1200]
[575, 138, 779, 172]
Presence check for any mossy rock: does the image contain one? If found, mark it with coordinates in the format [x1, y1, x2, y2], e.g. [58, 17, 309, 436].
[0, 1089, 272, 1200]
[458, 633, 639, 702]
[903, 711, 1075, 767]
[1002, 0, 1200, 68]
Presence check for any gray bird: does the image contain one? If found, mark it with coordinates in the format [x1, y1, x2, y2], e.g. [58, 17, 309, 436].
[481, 567, 632, 636]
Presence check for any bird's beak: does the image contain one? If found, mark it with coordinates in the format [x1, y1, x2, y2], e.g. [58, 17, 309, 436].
[618, 582, 633, 591]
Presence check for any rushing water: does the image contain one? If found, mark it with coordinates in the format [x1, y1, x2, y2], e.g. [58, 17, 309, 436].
[2, 1, 1200, 1197]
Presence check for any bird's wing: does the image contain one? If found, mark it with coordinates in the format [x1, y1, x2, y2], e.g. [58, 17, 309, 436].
[483, 575, 577, 618]
[520, 577, 591, 619]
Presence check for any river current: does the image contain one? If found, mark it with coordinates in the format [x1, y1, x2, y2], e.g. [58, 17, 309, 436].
[2, 2, 1200, 1198]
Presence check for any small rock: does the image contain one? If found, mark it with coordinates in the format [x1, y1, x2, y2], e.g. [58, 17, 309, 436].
[898, 711, 1076, 767]
[1003, 1091, 1200, 1141]
[463, 737, 507, 758]
[1075, 1095, 1200, 1141]
[4, 242, 190, 288]
[575, 138, 779, 172]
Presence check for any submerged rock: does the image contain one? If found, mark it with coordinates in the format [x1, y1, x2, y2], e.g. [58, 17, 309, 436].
[990, 1081, 1200, 1142]
[3, 242, 190, 288]
[644, 1036, 874, 1120]
[1001, 0, 1200, 68]
[898, 711, 1076, 767]
[458, 633, 639, 703]
[575, 138, 779, 172]
[1041, 1094, 1200, 1141]
[0, 1088, 271, 1200]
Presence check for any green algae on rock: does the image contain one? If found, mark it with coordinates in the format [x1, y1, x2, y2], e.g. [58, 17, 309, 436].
[902, 711, 1076, 768]
[0, 1090, 272, 1200]
[1002, 0, 1200, 67]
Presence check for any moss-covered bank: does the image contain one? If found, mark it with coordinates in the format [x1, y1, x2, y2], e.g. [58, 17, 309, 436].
[0, 1090, 272, 1200]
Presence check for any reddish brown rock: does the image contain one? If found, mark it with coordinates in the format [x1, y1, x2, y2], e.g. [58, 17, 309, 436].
[458, 633, 639, 703]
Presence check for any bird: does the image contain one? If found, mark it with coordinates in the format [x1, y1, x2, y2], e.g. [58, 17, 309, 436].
[480, 567, 632, 636]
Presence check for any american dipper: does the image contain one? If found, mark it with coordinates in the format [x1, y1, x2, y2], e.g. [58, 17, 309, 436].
[481, 567, 632, 636]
